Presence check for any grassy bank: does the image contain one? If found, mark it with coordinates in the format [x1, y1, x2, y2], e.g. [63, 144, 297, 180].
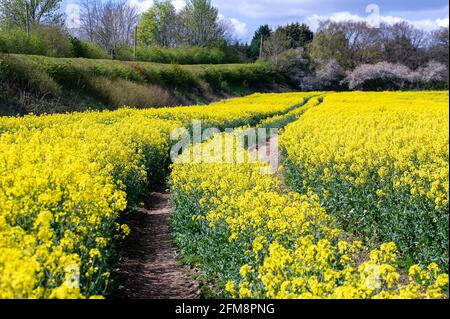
[0, 54, 288, 116]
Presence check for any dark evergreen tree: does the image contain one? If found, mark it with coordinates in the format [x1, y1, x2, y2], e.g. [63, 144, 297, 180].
[277, 22, 313, 49]
[248, 24, 272, 60]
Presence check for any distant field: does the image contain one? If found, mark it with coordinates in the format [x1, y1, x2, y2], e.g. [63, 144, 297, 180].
[0, 92, 312, 298]
[21, 54, 254, 73]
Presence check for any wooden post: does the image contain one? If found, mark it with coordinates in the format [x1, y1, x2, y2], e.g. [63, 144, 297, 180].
[259, 34, 264, 59]
[25, 2, 30, 34]
[134, 26, 138, 61]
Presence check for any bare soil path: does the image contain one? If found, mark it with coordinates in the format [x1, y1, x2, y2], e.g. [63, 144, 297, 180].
[115, 132, 283, 299]
[114, 192, 200, 299]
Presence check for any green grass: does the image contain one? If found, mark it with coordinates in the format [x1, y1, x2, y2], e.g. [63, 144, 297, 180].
[0, 54, 287, 115]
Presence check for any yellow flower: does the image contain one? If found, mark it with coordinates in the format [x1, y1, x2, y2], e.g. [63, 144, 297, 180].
[89, 249, 102, 259]
[225, 281, 236, 294]
[252, 236, 265, 254]
[240, 265, 253, 278]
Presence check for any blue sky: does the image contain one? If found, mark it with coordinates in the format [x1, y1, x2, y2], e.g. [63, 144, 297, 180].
[63, 0, 450, 42]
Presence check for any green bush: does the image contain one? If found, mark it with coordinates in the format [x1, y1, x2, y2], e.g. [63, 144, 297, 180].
[0, 27, 74, 57]
[71, 38, 109, 59]
[0, 28, 45, 55]
[136, 46, 170, 63]
[0, 54, 61, 96]
[2, 55, 276, 92]
[115, 45, 135, 61]
[135, 45, 241, 64]
[158, 64, 198, 88]
[201, 63, 277, 90]
[32, 26, 73, 57]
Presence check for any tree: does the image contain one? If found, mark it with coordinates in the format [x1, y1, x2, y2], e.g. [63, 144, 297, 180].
[181, 0, 225, 47]
[380, 21, 428, 69]
[78, 0, 100, 42]
[309, 21, 383, 69]
[262, 28, 290, 68]
[248, 24, 271, 60]
[137, 0, 177, 48]
[96, 0, 139, 52]
[277, 22, 313, 49]
[416, 61, 448, 85]
[78, 0, 139, 53]
[309, 20, 432, 70]
[0, 0, 63, 30]
[315, 58, 346, 90]
[428, 27, 449, 67]
[345, 62, 412, 90]
[329, 21, 382, 65]
[308, 23, 351, 69]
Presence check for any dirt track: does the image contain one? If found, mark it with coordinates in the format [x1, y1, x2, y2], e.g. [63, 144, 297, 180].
[114, 192, 200, 299]
[115, 134, 282, 299]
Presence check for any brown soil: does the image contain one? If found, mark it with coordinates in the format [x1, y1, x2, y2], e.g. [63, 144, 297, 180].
[114, 192, 200, 299]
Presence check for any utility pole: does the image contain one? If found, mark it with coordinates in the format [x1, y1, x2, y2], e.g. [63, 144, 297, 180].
[259, 34, 264, 59]
[134, 25, 138, 61]
[25, 2, 30, 34]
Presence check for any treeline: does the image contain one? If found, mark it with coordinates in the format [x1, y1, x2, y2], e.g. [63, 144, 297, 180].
[251, 20, 449, 90]
[0, 0, 249, 64]
[0, 26, 246, 64]
[308, 21, 449, 90]
[0, 0, 449, 90]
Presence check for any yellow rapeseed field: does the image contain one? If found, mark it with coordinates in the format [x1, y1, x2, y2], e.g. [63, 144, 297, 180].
[1, 91, 448, 299]
[281, 92, 449, 267]
[169, 107, 449, 298]
[0, 92, 313, 298]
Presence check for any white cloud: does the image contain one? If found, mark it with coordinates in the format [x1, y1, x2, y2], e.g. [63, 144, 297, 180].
[306, 12, 365, 29]
[65, 3, 81, 29]
[228, 17, 249, 40]
[172, 0, 186, 12]
[386, 5, 450, 21]
[215, 0, 450, 23]
[218, 13, 249, 40]
[306, 11, 449, 31]
[437, 17, 450, 27]
[127, 0, 186, 13]
[378, 15, 449, 30]
[127, 0, 153, 13]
